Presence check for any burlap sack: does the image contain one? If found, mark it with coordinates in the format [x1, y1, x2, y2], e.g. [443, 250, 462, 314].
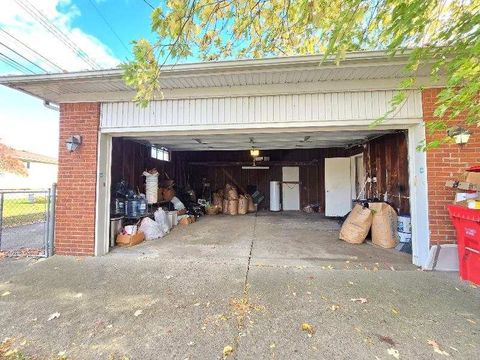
[206, 206, 220, 215]
[226, 187, 238, 200]
[238, 195, 248, 215]
[213, 192, 223, 211]
[339, 204, 373, 244]
[246, 194, 255, 212]
[163, 188, 175, 202]
[369, 202, 398, 248]
[222, 199, 229, 214]
[227, 199, 239, 215]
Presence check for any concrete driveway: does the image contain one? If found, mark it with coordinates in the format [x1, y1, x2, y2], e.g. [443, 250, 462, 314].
[0, 213, 479, 359]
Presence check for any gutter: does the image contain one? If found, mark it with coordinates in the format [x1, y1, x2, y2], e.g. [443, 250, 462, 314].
[0, 49, 412, 85]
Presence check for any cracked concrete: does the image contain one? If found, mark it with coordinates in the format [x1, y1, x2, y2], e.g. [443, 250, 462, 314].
[0, 212, 479, 359]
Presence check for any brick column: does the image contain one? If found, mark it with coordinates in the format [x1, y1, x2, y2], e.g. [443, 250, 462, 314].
[55, 103, 100, 256]
[423, 88, 480, 245]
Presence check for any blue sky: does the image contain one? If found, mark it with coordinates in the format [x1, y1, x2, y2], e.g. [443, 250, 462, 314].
[0, 0, 169, 157]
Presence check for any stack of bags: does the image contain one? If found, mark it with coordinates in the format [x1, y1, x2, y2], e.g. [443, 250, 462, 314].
[339, 202, 398, 248]
[210, 184, 255, 216]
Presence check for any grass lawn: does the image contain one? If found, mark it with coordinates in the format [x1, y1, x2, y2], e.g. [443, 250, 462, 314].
[2, 197, 47, 227]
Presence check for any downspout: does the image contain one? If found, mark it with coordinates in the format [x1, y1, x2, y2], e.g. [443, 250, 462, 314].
[43, 100, 59, 111]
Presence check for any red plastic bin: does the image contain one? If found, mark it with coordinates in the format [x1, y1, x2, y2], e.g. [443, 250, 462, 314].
[447, 205, 480, 285]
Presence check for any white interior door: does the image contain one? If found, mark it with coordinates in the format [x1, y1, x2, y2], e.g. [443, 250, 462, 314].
[325, 158, 352, 217]
[282, 166, 300, 210]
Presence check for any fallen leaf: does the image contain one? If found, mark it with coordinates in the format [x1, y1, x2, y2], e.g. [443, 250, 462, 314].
[193, 302, 201, 307]
[377, 335, 396, 347]
[1, 291, 11, 297]
[47, 312, 60, 321]
[330, 305, 339, 311]
[223, 345, 234, 357]
[134, 310, 143, 317]
[270, 343, 276, 349]
[301, 322, 315, 335]
[20, 340, 27, 346]
[348, 281, 354, 285]
[466, 319, 476, 324]
[187, 341, 195, 346]
[427, 340, 450, 356]
[387, 348, 400, 359]
[391, 308, 399, 315]
[350, 298, 368, 304]
[74, 293, 83, 298]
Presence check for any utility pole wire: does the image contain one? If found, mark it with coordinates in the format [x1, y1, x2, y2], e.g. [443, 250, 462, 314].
[87, 0, 131, 58]
[14, 0, 101, 70]
[0, 41, 47, 73]
[141, 0, 155, 10]
[0, 27, 65, 72]
[0, 52, 36, 74]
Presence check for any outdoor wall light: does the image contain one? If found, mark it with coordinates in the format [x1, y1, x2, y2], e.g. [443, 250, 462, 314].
[447, 126, 471, 146]
[250, 148, 260, 157]
[65, 135, 82, 152]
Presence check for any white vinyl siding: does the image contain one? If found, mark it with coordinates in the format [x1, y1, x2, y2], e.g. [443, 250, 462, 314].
[100, 90, 422, 130]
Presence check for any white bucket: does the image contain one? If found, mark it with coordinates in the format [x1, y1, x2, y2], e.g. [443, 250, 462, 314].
[173, 212, 178, 226]
[397, 231, 412, 243]
[397, 215, 411, 234]
[167, 211, 178, 228]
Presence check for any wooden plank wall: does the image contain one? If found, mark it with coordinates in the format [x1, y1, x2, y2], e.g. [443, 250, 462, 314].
[111, 138, 180, 193]
[111, 136, 410, 214]
[363, 131, 410, 214]
[182, 148, 361, 210]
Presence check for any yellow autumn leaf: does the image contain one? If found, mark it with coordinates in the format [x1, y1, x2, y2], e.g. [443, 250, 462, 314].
[223, 345, 234, 357]
[301, 322, 315, 335]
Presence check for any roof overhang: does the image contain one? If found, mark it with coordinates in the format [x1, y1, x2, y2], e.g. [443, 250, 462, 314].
[0, 50, 436, 104]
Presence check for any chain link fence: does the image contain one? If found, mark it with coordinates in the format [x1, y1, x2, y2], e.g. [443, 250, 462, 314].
[0, 186, 56, 257]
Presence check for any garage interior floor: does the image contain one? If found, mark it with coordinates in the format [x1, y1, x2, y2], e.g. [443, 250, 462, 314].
[1, 212, 478, 359]
[114, 212, 415, 271]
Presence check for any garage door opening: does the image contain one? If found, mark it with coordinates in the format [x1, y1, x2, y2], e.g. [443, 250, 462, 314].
[105, 128, 414, 265]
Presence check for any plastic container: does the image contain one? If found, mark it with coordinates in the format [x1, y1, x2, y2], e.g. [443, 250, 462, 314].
[137, 197, 147, 215]
[126, 199, 139, 217]
[397, 231, 412, 243]
[447, 204, 480, 285]
[397, 215, 411, 233]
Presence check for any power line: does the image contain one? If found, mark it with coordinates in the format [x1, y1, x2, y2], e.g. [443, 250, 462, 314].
[14, 0, 101, 70]
[87, 0, 131, 57]
[0, 27, 65, 72]
[141, 0, 155, 10]
[0, 41, 47, 73]
[0, 52, 36, 74]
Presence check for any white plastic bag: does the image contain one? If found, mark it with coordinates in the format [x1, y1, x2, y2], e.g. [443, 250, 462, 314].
[139, 217, 165, 240]
[154, 208, 170, 234]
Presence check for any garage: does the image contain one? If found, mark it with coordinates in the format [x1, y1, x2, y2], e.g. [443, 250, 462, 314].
[104, 126, 413, 261]
[0, 51, 431, 266]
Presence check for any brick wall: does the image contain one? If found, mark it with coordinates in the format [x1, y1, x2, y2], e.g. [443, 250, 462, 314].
[423, 88, 480, 245]
[55, 103, 100, 256]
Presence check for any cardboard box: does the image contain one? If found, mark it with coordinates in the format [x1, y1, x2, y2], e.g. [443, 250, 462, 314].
[116, 231, 145, 247]
[466, 171, 480, 185]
